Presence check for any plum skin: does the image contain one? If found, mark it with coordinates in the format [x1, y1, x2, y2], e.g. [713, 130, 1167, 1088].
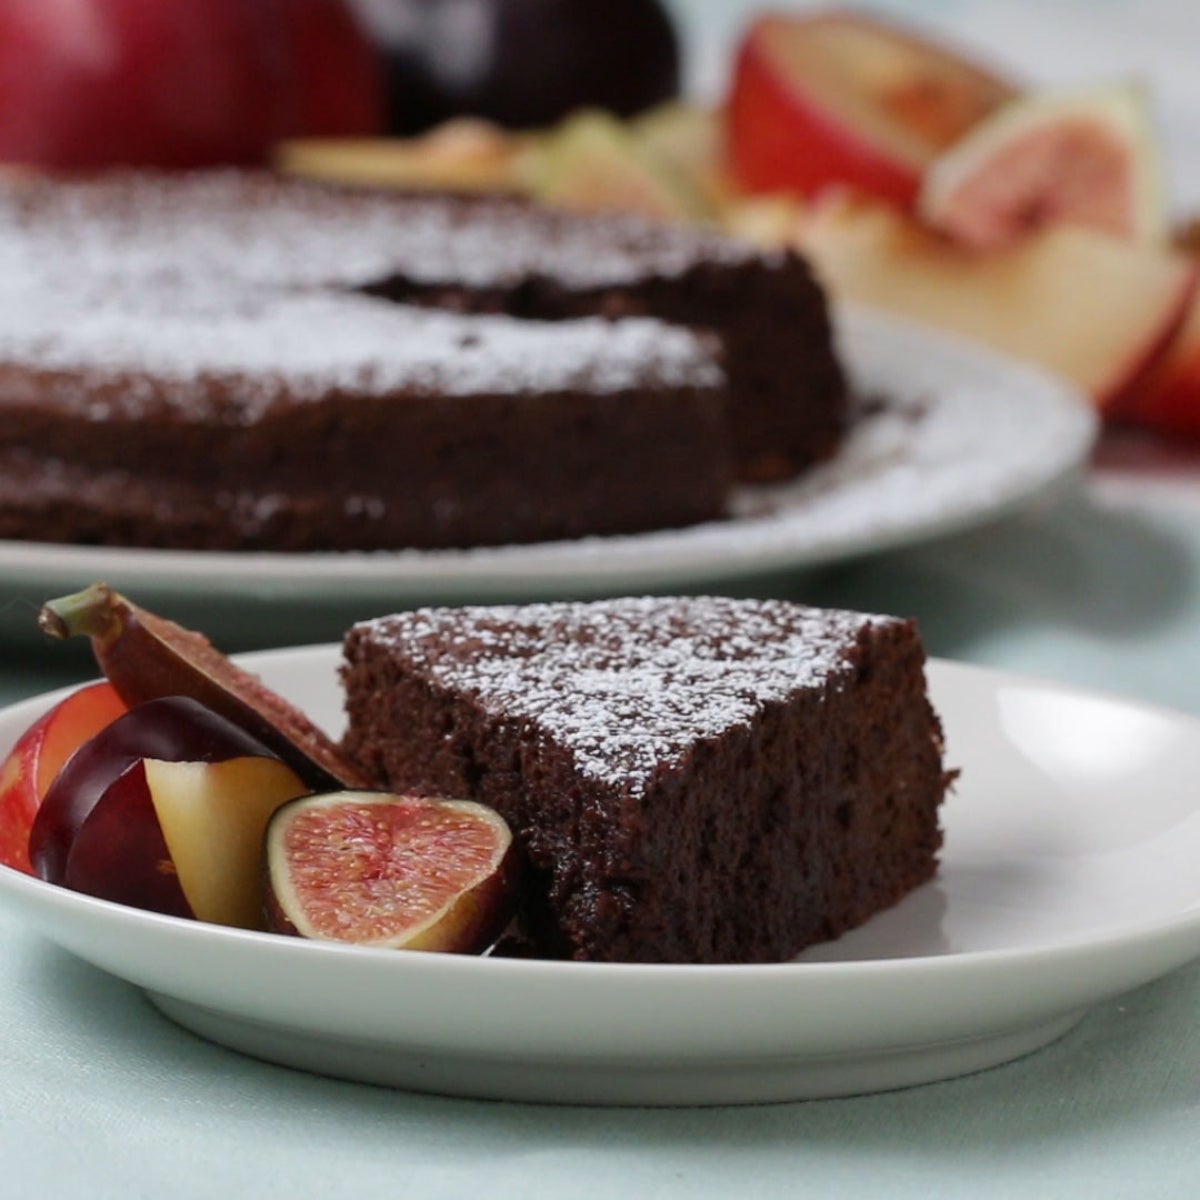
[350, 0, 680, 134]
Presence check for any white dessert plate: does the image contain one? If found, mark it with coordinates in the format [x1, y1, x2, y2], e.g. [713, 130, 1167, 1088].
[0, 308, 1096, 645]
[1, 645, 1199, 1106]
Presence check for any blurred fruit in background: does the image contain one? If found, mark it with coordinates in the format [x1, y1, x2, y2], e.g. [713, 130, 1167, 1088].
[0, 0, 385, 168]
[346, 0, 680, 134]
[727, 8, 1017, 207]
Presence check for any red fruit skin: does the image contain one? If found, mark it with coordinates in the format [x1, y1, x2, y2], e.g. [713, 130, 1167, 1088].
[0, 0, 381, 169]
[264, 0, 385, 139]
[63, 760, 192, 918]
[29, 695, 280, 888]
[728, 25, 923, 207]
[726, 11, 1016, 207]
[0, 682, 126, 875]
[1115, 274, 1200, 438]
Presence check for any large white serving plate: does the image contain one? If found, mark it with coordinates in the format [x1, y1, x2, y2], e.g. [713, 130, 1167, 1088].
[0, 309, 1096, 644]
[1, 646, 1198, 1106]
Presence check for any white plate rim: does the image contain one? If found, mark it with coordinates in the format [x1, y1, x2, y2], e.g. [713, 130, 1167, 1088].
[0, 307, 1098, 604]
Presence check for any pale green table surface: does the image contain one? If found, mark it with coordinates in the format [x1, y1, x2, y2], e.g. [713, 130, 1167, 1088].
[4, 1, 1200, 1195]
[1, 465, 1199, 1200]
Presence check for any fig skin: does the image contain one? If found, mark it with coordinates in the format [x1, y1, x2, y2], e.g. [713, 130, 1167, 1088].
[264, 790, 520, 954]
[349, 0, 680, 134]
[29, 695, 285, 887]
[39, 583, 369, 791]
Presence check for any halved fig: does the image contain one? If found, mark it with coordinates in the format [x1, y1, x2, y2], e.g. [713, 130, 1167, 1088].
[919, 79, 1167, 250]
[38, 583, 369, 790]
[265, 790, 519, 954]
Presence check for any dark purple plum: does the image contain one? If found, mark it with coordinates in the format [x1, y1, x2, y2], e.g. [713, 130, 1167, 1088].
[61, 761, 194, 917]
[29, 696, 278, 886]
[347, 0, 681, 133]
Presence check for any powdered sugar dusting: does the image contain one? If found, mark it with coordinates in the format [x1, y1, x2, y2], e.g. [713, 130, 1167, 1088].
[0, 170, 763, 293]
[356, 596, 891, 790]
[0, 289, 720, 419]
[0, 170, 736, 412]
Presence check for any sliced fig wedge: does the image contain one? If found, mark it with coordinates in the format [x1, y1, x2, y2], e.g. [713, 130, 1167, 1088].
[38, 582, 369, 791]
[265, 790, 519, 954]
[919, 79, 1167, 250]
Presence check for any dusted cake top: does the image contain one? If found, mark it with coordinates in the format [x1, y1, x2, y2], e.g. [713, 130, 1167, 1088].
[0, 290, 720, 420]
[0, 171, 739, 415]
[351, 596, 897, 791]
[0, 169, 769, 293]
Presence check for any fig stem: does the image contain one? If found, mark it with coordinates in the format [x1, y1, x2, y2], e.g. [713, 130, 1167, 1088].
[38, 583, 122, 645]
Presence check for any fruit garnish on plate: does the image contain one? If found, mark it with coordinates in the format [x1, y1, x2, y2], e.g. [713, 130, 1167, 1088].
[802, 187, 1197, 413]
[1, 585, 520, 950]
[918, 79, 1167, 250]
[28, 696, 308, 927]
[276, 118, 531, 193]
[0, 682, 126, 874]
[38, 582, 367, 790]
[265, 791, 519, 953]
[0, 0, 384, 169]
[727, 8, 1018, 206]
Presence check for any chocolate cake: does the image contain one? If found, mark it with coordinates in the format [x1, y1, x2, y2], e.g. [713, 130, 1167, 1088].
[0, 171, 845, 552]
[340, 596, 952, 964]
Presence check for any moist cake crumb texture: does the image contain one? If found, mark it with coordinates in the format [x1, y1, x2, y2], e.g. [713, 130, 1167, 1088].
[342, 595, 951, 964]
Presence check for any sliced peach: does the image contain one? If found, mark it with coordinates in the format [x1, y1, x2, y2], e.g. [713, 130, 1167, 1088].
[520, 109, 704, 220]
[802, 190, 1197, 407]
[145, 756, 309, 929]
[727, 9, 1017, 206]
[275, 119, 530, 192]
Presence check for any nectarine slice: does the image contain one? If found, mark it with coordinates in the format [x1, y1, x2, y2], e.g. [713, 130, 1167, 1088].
[0, 681, 126, 874]
[728, 10, 1016, 205]
[802, 190, 1197, 407]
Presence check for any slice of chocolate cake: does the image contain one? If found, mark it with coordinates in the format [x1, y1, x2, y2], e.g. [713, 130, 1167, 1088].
[340, 596, 952, 964]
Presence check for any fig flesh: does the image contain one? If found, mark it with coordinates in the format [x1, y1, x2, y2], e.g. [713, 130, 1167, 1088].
[919, 80, 1167, 250]
[39, 583, 369, 790]
[265, 790, 518, 953]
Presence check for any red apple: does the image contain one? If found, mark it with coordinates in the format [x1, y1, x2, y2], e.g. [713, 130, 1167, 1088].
[727, 9, 1017, 206]
[801, 190, 1198, 407]
[0, 681, 126, 875]
[0, 0, 383, 170]
[271, 0, 385, 139]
